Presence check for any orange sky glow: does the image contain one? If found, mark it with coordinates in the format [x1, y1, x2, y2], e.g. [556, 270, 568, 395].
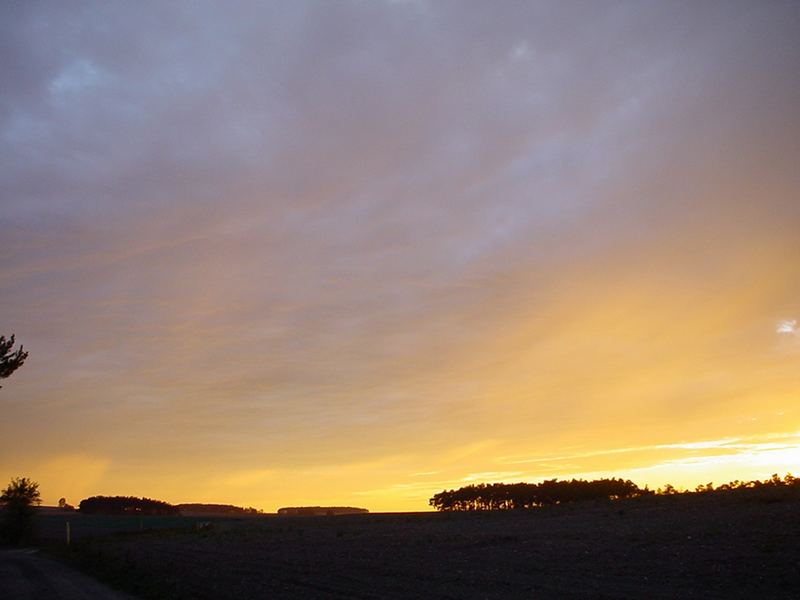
[1, 1, 799, 512]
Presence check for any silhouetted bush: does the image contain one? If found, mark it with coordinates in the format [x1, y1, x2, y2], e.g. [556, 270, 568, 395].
[1, 477, 41, 544]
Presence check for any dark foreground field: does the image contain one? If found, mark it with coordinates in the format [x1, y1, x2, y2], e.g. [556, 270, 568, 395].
[46, 490, 800, 599]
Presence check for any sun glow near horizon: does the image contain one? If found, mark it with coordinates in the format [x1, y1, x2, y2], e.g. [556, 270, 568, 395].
[16, 429, 800, 513]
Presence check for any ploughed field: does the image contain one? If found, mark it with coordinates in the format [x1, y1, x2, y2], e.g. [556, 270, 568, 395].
[48, 490, 799, 599]
[35, 510, 191, 543]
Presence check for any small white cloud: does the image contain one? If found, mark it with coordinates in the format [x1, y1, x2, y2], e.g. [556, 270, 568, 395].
[410, 470, 439, 477]
[510, 40, 531, 61]
[49, 60, 106, 97]
[777, 319, 797, 335]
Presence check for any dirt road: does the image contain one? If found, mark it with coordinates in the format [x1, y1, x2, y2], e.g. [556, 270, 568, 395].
[0, 548, 136, 600]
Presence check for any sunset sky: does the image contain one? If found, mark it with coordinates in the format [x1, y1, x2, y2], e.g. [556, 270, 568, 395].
[1, 1, 799, 512]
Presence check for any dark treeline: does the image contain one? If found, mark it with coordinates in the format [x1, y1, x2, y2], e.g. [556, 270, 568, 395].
[79, 496, 179, 515]
[177, 503, 262, 516]
[430, 473, 800, 511]
[430, 478, 644, 511]
[660, 472, 799, 494]
[277, 506, 369, 516]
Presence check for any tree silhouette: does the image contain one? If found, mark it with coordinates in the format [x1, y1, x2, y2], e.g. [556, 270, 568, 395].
[0, 334, 28, 388]
[1, 477, 41, 544]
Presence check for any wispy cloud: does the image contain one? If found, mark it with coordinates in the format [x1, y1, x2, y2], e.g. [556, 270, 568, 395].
[492, 431, 800, 489]
[499, 432, 800, 466]
[0, 2, 798, 510]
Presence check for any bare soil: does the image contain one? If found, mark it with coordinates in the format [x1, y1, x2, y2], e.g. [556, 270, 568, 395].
[50, 491, 800, 599]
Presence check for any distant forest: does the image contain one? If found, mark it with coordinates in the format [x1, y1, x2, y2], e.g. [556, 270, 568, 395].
[429, 473, 799, 511]
[77, 497, 262, 516]
[277, 506, 368, 516]
[177, 503, 262, 516]
[79, 496, 179, 515]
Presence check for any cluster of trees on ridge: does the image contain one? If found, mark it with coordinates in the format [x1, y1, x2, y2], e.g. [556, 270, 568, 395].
[430, 478, 644, 511]
[75, 497, 267, 516]
[660, 472, 799, 494]
[79, 496, 180, 515]
[177, 503, 262, 516]
[277, 506, 368, 516]
[429, 473, 800, 511]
